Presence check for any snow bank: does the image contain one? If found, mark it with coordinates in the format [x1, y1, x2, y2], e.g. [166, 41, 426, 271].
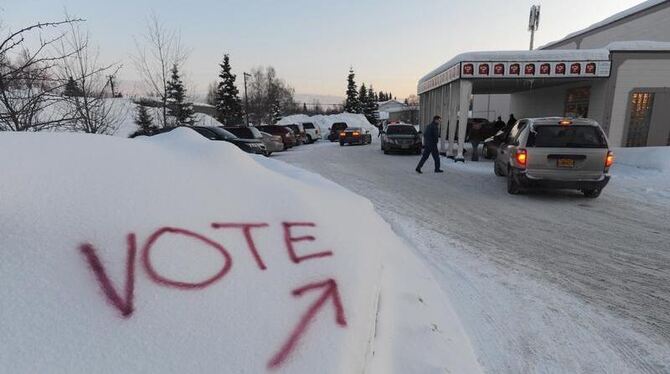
[613, 146, 670, 172]
[278, 113, 378, 139]
[0, 130, 398, 373]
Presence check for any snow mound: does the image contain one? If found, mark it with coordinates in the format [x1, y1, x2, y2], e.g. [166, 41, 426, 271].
[614, 146, 670, 172]
[278, 113, 378, 138]
[0, 130, 398, 373]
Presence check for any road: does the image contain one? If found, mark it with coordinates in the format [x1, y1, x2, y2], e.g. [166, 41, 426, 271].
[276, 139, 670, 374]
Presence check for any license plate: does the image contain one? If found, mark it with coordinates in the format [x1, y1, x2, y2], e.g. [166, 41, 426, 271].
[401, 144, 409, 149]
[557, 159, 575, 168]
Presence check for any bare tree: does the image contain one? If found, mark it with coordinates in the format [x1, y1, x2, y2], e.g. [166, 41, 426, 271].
[247, 66, 296, 125]
[57, 18, 124, 134]
[132, 13, 187, 128]
[0, 18, 84, 131]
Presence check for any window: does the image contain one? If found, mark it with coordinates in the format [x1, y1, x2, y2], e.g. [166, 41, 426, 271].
[302, 123, 315, 129]
[564, 87, 590, 118]
[506, 121, 526, 144]
[527, 126, 607, 148]
[626, 92, 655, 147]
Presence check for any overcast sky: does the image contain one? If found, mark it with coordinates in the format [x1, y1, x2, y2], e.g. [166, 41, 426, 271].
[2, 0, 646, 101]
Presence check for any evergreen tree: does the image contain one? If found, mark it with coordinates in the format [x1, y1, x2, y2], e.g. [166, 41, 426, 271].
[303, 103, 308, 113]
[344, 67, 360, 113]
[214, 54, 243, 125]
[166, 64, 195, 126]
[364, 85, 379, 124]
[358, 83, 368, 113]
[271, 100, 282, 124]
[63, 76, 82, 97]
[130, 103, 158, 137]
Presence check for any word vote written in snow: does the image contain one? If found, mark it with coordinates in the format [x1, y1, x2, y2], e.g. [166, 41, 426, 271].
[77, 221, 347, 370]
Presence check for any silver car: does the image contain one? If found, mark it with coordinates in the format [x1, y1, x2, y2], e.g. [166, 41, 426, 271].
[494, 117, 614, 198]
[260, 131, 285, 154]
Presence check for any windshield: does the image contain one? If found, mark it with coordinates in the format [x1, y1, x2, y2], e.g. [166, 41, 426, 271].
[209, 127, 237, 140]
[527, 125, 607, 148]
[386, 126, 417, 135]
[332, 123, 347, 131]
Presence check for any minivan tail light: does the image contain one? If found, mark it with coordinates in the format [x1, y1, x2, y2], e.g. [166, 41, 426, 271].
[516, 149, 528, 168]
[605, 150, 614, 168]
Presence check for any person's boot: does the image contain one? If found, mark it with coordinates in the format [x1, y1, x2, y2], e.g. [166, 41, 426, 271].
[435, 169, 444, 173]
[415, 168, 423, 174]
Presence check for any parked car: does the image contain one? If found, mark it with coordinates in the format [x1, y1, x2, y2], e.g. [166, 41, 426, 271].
[222, 126, 279, 156]
[301, 122, 321, 143]
[328, 122, 348, 142]
[381, 124, 422, 154]
[260, 131, 284, 154]
[494, 117, 614, 197]
[283, 124, 306, 145]
[339, 127, 372, 146]
[258, 125, 296, 149]
[156, 126, 267, 155]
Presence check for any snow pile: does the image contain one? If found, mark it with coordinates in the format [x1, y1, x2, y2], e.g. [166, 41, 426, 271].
[613, 146, 670, 172]
[278, 112, 378, 138]
[0, 130, 400, 373]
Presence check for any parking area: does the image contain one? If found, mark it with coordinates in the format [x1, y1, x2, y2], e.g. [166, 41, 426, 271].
[276, 139, 670, 373]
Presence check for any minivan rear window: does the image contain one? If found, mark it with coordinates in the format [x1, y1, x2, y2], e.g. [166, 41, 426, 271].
[302, 123, 315, 129]
[527, 125, 607, 148]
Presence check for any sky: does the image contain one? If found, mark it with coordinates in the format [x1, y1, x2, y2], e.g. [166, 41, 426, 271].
[1, 0, 646, 102]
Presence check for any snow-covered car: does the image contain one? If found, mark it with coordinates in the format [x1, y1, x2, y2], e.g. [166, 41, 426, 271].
[301, 122, 321, 143]
[494, 117, 614, 197]
[381, 124, 422, 154]
[260, 131, 284, 154]
[328, 122, 348, 142]
[157, 126, 267, 155]
[339, 127, 372, 146]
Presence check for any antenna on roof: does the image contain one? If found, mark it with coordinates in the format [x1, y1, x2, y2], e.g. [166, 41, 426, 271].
[528, 4, 541, 50]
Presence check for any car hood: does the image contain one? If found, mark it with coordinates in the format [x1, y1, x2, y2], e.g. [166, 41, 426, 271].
[386, 134, 419, 139]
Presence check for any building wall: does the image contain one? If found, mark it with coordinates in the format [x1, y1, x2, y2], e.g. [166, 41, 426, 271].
[546, 3, 670, 49]
[472, 94, 511, 121]
[609, 57, 670, 146]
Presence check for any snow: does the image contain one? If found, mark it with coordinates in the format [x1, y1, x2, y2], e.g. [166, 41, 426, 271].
[278, 112, 378, 138]
[277, 141, 670, 373]
[605, 40, 670, 51]
[0, 130, 479, 373]
[541, 0, 668, 49]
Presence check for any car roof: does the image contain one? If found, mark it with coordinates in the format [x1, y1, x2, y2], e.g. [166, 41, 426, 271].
[526, 117, 600, 127]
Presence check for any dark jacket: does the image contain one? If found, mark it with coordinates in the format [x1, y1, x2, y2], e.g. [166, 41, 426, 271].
[423, 121, 439, 148]
[507, 116, 517, 128]
[469, 123, 483, 142]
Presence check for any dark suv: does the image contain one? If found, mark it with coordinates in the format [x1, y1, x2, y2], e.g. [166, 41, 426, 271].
[328, 122, 348, 142]
[381, 124, 422, 154]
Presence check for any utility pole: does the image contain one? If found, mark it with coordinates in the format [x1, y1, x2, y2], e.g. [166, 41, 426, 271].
[243, 72, 251, 126]
[528, 5, 541, 50]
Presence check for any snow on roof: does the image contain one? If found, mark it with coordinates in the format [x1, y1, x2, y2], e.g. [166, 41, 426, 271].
[605, 40, 670, 51]
[540, 0, 669, 49]
[419, 48, 611, 84]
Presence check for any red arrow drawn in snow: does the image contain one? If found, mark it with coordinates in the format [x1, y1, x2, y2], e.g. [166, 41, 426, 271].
[267, 279, 347, 370]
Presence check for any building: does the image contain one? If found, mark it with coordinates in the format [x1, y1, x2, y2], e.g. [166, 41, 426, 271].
[378, 100, 419, 124]
[418, 0, 670, 159]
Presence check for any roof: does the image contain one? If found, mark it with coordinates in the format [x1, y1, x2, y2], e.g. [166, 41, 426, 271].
[418, 41, 670, 88]
[540, 0, 669, 49]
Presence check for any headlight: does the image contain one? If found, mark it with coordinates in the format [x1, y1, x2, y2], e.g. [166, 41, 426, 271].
[387, 139, 397, 144]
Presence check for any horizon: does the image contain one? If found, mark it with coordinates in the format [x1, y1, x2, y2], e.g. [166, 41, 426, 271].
[2, 0, 646, 102]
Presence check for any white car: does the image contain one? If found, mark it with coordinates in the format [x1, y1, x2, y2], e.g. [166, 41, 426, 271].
[301, 122, 321, 143]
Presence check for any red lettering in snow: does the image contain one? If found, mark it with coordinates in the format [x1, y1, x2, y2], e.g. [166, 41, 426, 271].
[142, 227, 233, 290]
[211, 222, 269, 270]
[267, 279, 347, 369]
[79, 233, 137, 318]
[282, 222, 333, 264]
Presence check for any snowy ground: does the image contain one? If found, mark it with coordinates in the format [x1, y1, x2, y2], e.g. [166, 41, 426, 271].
[276, 139, 670, 373]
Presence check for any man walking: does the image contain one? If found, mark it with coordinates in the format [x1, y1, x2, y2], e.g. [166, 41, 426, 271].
[469, 120, 483, 161]
[416, 116, 443, 174]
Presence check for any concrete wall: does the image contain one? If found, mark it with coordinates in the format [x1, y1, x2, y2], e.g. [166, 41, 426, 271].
[609, 58, 670, 146]
[648, 92, 670, 146]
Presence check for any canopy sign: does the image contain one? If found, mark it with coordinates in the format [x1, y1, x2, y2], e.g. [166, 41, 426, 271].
[461, 61, 611, 79]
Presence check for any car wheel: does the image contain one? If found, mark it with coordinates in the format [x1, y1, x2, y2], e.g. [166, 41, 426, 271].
[494, 161, 504, 176]
[340, 141, 345, 146]
[507, 168, 521, 195]
[582, 189, 602, 198]
[306, 135, 313, 144]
